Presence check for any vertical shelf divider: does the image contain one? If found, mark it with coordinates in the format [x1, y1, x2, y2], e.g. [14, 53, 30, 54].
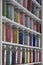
[0, 0, 2, 65]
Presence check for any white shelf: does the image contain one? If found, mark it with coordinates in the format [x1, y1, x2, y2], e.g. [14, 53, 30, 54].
[6, 0, 41, 22]
[2, 16, 41, 35]
[13, 62, 41, 65]
[32, 0, 41, 8]
[2, 41, 41, 50]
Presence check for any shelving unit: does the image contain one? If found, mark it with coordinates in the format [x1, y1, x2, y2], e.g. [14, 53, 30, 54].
[0, 0, 42, 65]
[6, 0, 41, 21]
[2, 16, 41, 35]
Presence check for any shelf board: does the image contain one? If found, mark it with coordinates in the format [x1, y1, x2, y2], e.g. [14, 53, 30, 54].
[12, 62, 41, 65]
[6, 0, 41, 22]
[2, 41, 42, 50]
[32, 0, 41, 8]
[13, 62, 41, 65]
[2, 16, 41, 35]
